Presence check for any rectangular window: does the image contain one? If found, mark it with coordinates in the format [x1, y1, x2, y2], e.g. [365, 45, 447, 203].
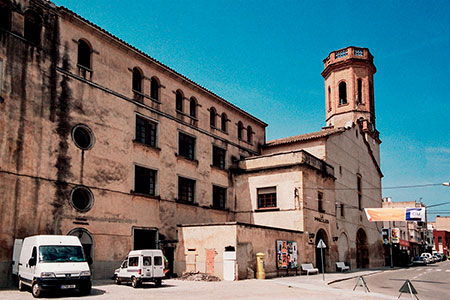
[128, 257, 139, 267]
[438, 237, 442, 244]
[179, 132, 195, 160]
[357, 175, 362, 210]
[134, 165, 156, 196]
[340, 203, 345, 218]
[257, 187, 277, 209]
[136, 116, 157, 147]
[318, 192, 324, 213]
[212, 185, 226, 209]
[178, 176, 195, 203]
[212, 146, 226, 169]
[0, 58, 3, 99]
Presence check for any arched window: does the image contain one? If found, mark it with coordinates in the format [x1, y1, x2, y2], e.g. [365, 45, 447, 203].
[328, 86, 331, 111]
[0, 1, 11, 31]
[237, 121, 243, 140]
[176, 90, 183, 112]
[150, 77, 159, 100]
[24, 10, 41, 45]
[77, 39, 91, 70]
[247, 125, 252, 143]
[221, 113, 227, 132]
[357, 79, 362, 104]
[132, 67, 142, 93]
[210, 107, 216, 128]
[338, 81, 347, 105]
[189, 97, 197, 118]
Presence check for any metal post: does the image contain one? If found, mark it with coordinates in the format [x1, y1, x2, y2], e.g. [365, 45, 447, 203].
[390, 221, 394, 268]
[321, 247, 325, 281]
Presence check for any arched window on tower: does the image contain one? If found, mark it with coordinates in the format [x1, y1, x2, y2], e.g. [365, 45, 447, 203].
[339, 81, 347, 105]
[189, 97, 197, 118]
[357, 79, 362, 105]
[221, 113, 228, 132]
[210, 107, 217, 128]
[150, 77, 159, 101]
[77, 39, 92, 70]
[237, 121, 243, 140]
[132, 67, 142, 93]
[0, 1, 11, 31]
[247, 125, 252, 143]
[328, 86, 332, 111]
[24, 10, 42, 45]
[176, 90, 183, 112]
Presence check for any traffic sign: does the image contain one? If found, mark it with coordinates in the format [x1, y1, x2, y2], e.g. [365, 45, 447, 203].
[316, 239, 326, 249]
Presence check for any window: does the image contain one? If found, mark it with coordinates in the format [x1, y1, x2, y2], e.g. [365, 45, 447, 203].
[189, 97, 197, 118]
[150, 77, 159, 100]
[179, 132, 195, 160]
[221, 113, 227, 132]
[212, 146, 226, 169]
[77, 40, 91, 70]
[257, 187, 277, 209]
[129, 257, 139, 267]
[178, 176, 195, 203]
[357, 174, 362, 210]
[328, 86, 331, 111]
[132, 67, 142, 93]
[338, 81, 347, 105]
[438, 237, 442, 244]
[176, 90, 183, 112]
[143, 256, 152, 266]
[134, 165, 156, 196]
[0, 1, 11, 31]
[210, 107, 216, 127]
[318, 192, 324, 213]
[357, 79, 362, 104]
[0, 58, 3, 100]
[70, 186, 94, 212]
[135, 116, 157, 147]
[237, 121, 243, 140]
[72, 124, 95, 150]
[24, 10, 41, 44]
[213, 185, 226, 209]
[247, 126, 252, 143]
[154, 256, 163, 266]
[340, 203, 345, 217]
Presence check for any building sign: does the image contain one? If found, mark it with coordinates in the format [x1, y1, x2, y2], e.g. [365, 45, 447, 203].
[276, 240, 297, 269]
[382, 228, 390, 245]
[391, 228, 400, 244]
[365, 207, 426, 222]
[314, 216, 330, 224]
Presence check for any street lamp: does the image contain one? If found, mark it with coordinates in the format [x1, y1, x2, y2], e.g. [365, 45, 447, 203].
[443, 182, 450, 187]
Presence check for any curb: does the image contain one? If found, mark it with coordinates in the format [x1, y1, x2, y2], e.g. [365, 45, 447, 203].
[326, 270, 386, 285]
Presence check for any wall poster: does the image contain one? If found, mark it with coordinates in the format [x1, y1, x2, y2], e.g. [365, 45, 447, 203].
[276, 240, 298, 269]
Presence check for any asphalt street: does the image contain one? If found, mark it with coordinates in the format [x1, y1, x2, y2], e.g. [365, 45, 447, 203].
[331, 260, 450, 300]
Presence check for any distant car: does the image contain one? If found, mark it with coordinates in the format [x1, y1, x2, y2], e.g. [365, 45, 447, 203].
[433, 254, 441, 262]
[420, 253, 433, 264]
[412, 256, 427, 266]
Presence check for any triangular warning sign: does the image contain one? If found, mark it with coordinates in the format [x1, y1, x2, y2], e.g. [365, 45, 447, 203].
[316, 239, 326, 248]
[399, 280, 418, 294]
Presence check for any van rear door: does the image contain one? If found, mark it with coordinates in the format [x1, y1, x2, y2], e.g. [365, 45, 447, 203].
[142, 256, 152, 278]
[12, 239, 23, 276]
[153, 255, 164, 278]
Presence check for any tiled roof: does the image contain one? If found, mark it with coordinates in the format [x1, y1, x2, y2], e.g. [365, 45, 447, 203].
[56, 5, 267, 127]
[265, 127, 345, 147]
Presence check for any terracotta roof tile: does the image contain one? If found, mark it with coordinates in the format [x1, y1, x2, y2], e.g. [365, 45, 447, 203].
[264, 127, 345, 147]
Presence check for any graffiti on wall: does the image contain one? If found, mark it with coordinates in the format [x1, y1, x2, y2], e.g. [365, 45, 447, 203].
[276, 240, 298, 269]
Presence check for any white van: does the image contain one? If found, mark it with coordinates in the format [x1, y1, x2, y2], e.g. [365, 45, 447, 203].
[114, 249, 165, 288]
[17, 235, 91, 298]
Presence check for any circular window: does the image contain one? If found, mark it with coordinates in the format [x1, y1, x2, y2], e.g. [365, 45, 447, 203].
[72, 124, 95, 150]
[70, 186, 94, 212]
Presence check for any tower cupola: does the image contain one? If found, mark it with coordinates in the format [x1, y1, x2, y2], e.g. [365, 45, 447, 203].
[322, 46, 376, 131]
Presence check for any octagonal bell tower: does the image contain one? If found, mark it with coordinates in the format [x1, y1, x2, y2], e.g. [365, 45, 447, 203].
[322, 46, 376, 131]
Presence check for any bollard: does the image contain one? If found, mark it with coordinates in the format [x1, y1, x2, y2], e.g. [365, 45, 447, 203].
[256, 253, 265, 279]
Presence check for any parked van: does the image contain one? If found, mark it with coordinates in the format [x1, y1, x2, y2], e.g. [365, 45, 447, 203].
[113, 249, 165, 288]
[17, 235, 91, 298]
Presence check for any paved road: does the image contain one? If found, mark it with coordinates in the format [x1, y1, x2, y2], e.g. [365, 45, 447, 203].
[331, 260, 450, 300]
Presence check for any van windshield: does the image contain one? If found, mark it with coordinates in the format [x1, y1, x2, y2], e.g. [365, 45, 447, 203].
[39, 246, 86, 263]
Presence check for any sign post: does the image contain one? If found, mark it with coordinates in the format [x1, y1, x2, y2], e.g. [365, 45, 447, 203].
[316, 239, 326, 281]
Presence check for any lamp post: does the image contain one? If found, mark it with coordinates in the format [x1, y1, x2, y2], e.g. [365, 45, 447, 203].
[443, 182, 450, 187]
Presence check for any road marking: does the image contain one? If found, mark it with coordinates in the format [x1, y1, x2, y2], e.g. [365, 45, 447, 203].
[446, 270, 450, 273]
[436, 269, 442, 271]
[426, 269, 432, 271]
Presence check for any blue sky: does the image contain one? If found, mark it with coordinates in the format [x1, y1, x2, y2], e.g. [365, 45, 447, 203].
[52, 0, 450, 219]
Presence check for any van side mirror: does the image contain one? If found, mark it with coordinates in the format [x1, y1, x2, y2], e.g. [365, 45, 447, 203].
[28, 257, 36, 266]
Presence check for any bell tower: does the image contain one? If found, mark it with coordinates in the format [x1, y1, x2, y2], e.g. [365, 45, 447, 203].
[321, 46, 377, 131]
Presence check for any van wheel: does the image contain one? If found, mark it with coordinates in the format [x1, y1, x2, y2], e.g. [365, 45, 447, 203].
[155, 279, 162, 287]
[114, 276, 121, 285]
[79, 283, 91, 296]
[18, 279, 25, 292]
[131, 277, 140, 288]
[31, 282, 42, 298]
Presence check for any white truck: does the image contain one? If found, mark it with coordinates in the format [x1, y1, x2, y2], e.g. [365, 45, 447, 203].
[113, 249, 165, 288]
[16, 235, 92, 298]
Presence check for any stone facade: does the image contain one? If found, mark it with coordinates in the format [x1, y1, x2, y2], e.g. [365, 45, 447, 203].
[0, 0, 386, 287]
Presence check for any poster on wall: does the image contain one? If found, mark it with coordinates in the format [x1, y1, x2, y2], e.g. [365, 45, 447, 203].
[391, 228, 400, 244]
[276, 240, 298, 269]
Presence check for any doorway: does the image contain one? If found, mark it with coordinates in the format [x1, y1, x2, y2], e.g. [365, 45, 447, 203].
[133, 227, 158, 250]
[356, 228, 369, 268]
[315, 229, 328, 273]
